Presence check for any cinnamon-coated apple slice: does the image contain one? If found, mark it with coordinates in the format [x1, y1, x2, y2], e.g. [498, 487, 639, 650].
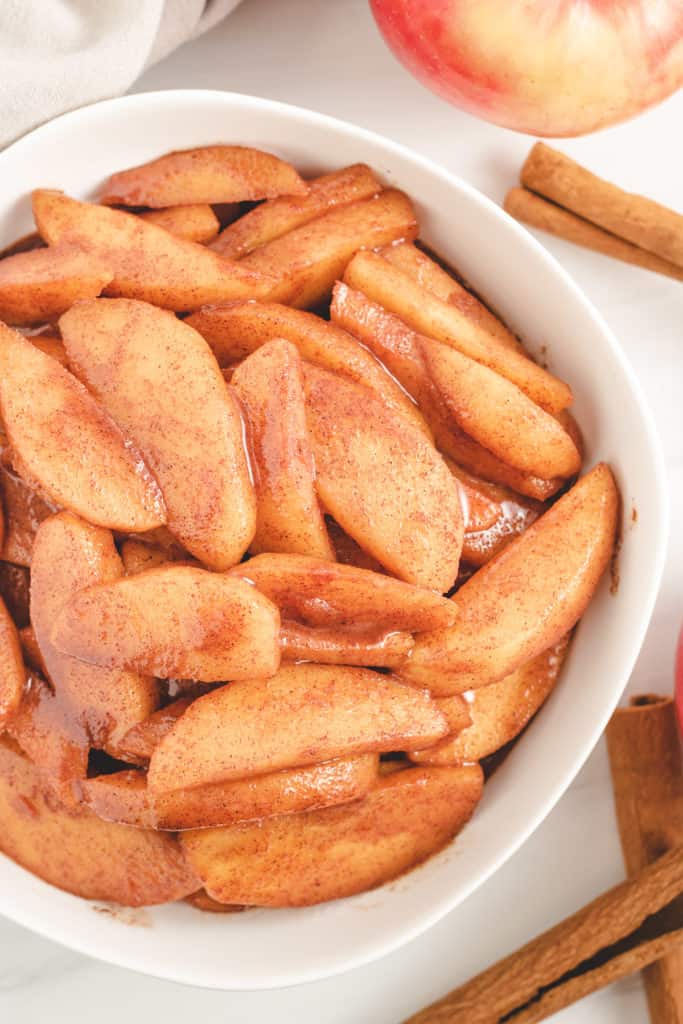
[7, 673, 90, 797]
[343, 249, 571, 413]
[31, 512, 160, 754]
[331, 282, 566, 501]
[0, 231, 44, 259]
[32, 190, 275, 310]
[434, 694, 472, 736]
[280, 621, 414, 668]
[232, 553, 458, 631]
[303, 363, 463, 591]
[337, 282, 578, 479]
[0, 736, 199, 905]
[107, 697, 193, 765]
[27, 333, 68, 365]
[325, 519, 386, 573]
[403, 464, 618, 693]
[447, 463, 502, 533]
[211, 163, 380, 258]
[436, 421, 566, 502]
[0, 244, 112, 325]
[422, 339, 581, 478]
[101, 146, 307, 207]
[139, 204, 220, 243]
[0, 325, 165, 532]
[241, 189, 418, 308]
[81, 754, 378, 830]
[60, 298, 256, 568]
[186, 300, 429, 438]
[409, 637, 571, 765]
[120, 539, 172, 575]
[180, 763, 483, 907]
[380, 241, 523, 352]
[231, 340, 333, 559]
[331, 278, 459, 448]
[0, 597, 25, 729]
[446, 459, 543, 566]
[51, 564, 281, 682]
[147, 664, 447, 793]
[0, 466, 55, 567]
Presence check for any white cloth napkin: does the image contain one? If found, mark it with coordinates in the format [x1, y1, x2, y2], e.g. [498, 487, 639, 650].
[0, 0, 242, 149]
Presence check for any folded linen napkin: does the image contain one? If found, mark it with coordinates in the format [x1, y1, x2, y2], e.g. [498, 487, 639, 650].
[0, 0, 242, 149]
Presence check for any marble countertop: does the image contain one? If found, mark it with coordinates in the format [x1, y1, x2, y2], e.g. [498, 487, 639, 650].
[1, 2, 681, 1020]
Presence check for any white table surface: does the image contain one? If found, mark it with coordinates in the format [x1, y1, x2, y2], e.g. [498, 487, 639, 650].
[1, 1, 681, 1021]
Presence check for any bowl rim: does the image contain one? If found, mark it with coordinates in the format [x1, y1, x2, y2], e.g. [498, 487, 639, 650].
[0, 87, 669, 990]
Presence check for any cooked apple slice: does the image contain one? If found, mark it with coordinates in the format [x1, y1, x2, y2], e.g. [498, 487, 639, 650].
[28, 333, 68, 365]
[181, 763, 483, 907]
[32, 190, 274, 310]
[61, 297, 256, 568]
[447, 459, 543, 566]
[303, 364, 463, 591]
[0, 231, 44, 259]
[0, 244, 112, 325]
[107, 697, 193, 765]
[280, 621, 414, 668]
[7, 673, 90, 791]
[147, 664, 447, 793]
[0, 736, 199, 905]
[422, 339, 581, 478]
[231, 340, 333, 559]
[0, 324, 165, 532]
[184, 890, 244, 913]
[0, 597, 25, 728]
[331, 282, 565, 502]
[448, 463, 501, 533]
[436, 422, 566, 502]
[381, 242, 523, 352]
[51, 564, 281, 682]
[82, 754, 377, 831]
[343, 250, 571, 413]
[211, 163, 380, 258]
[186, 300, 429, 438]
[332, 278, 450, 418]
[409, 637, 571, 765]
[435, 694, 472, 736]
[241, 189, 418, 308]
[0, 466, 56, 567]
[31, 513, 161, 757]
[139, 204, 220, 243]
[325, 518, 386, 573]
[335, 272, 579, 478]
[120, 539, 171, 574]
[404, 465, 618, 693]
[233, 553, 458, 631]
[101, 146, 307, 207]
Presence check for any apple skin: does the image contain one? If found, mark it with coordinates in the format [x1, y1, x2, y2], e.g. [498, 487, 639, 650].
[370, 0, 683, 136]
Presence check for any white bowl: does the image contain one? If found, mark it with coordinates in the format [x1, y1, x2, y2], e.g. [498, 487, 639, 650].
[0, 90, 667, 990]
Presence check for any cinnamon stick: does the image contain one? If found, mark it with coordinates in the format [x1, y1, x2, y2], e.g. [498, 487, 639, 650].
[404, 845, 683, 1024]
[521, 143, 683, 270]
[504, 187, 683, 283]
[606, 695, 683, 1023]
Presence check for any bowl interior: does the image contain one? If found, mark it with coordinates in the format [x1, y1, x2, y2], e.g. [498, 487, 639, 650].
[0, 90, 667, 990]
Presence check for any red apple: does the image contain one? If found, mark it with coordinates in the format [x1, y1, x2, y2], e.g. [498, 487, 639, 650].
[370, 0, 683, 136]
